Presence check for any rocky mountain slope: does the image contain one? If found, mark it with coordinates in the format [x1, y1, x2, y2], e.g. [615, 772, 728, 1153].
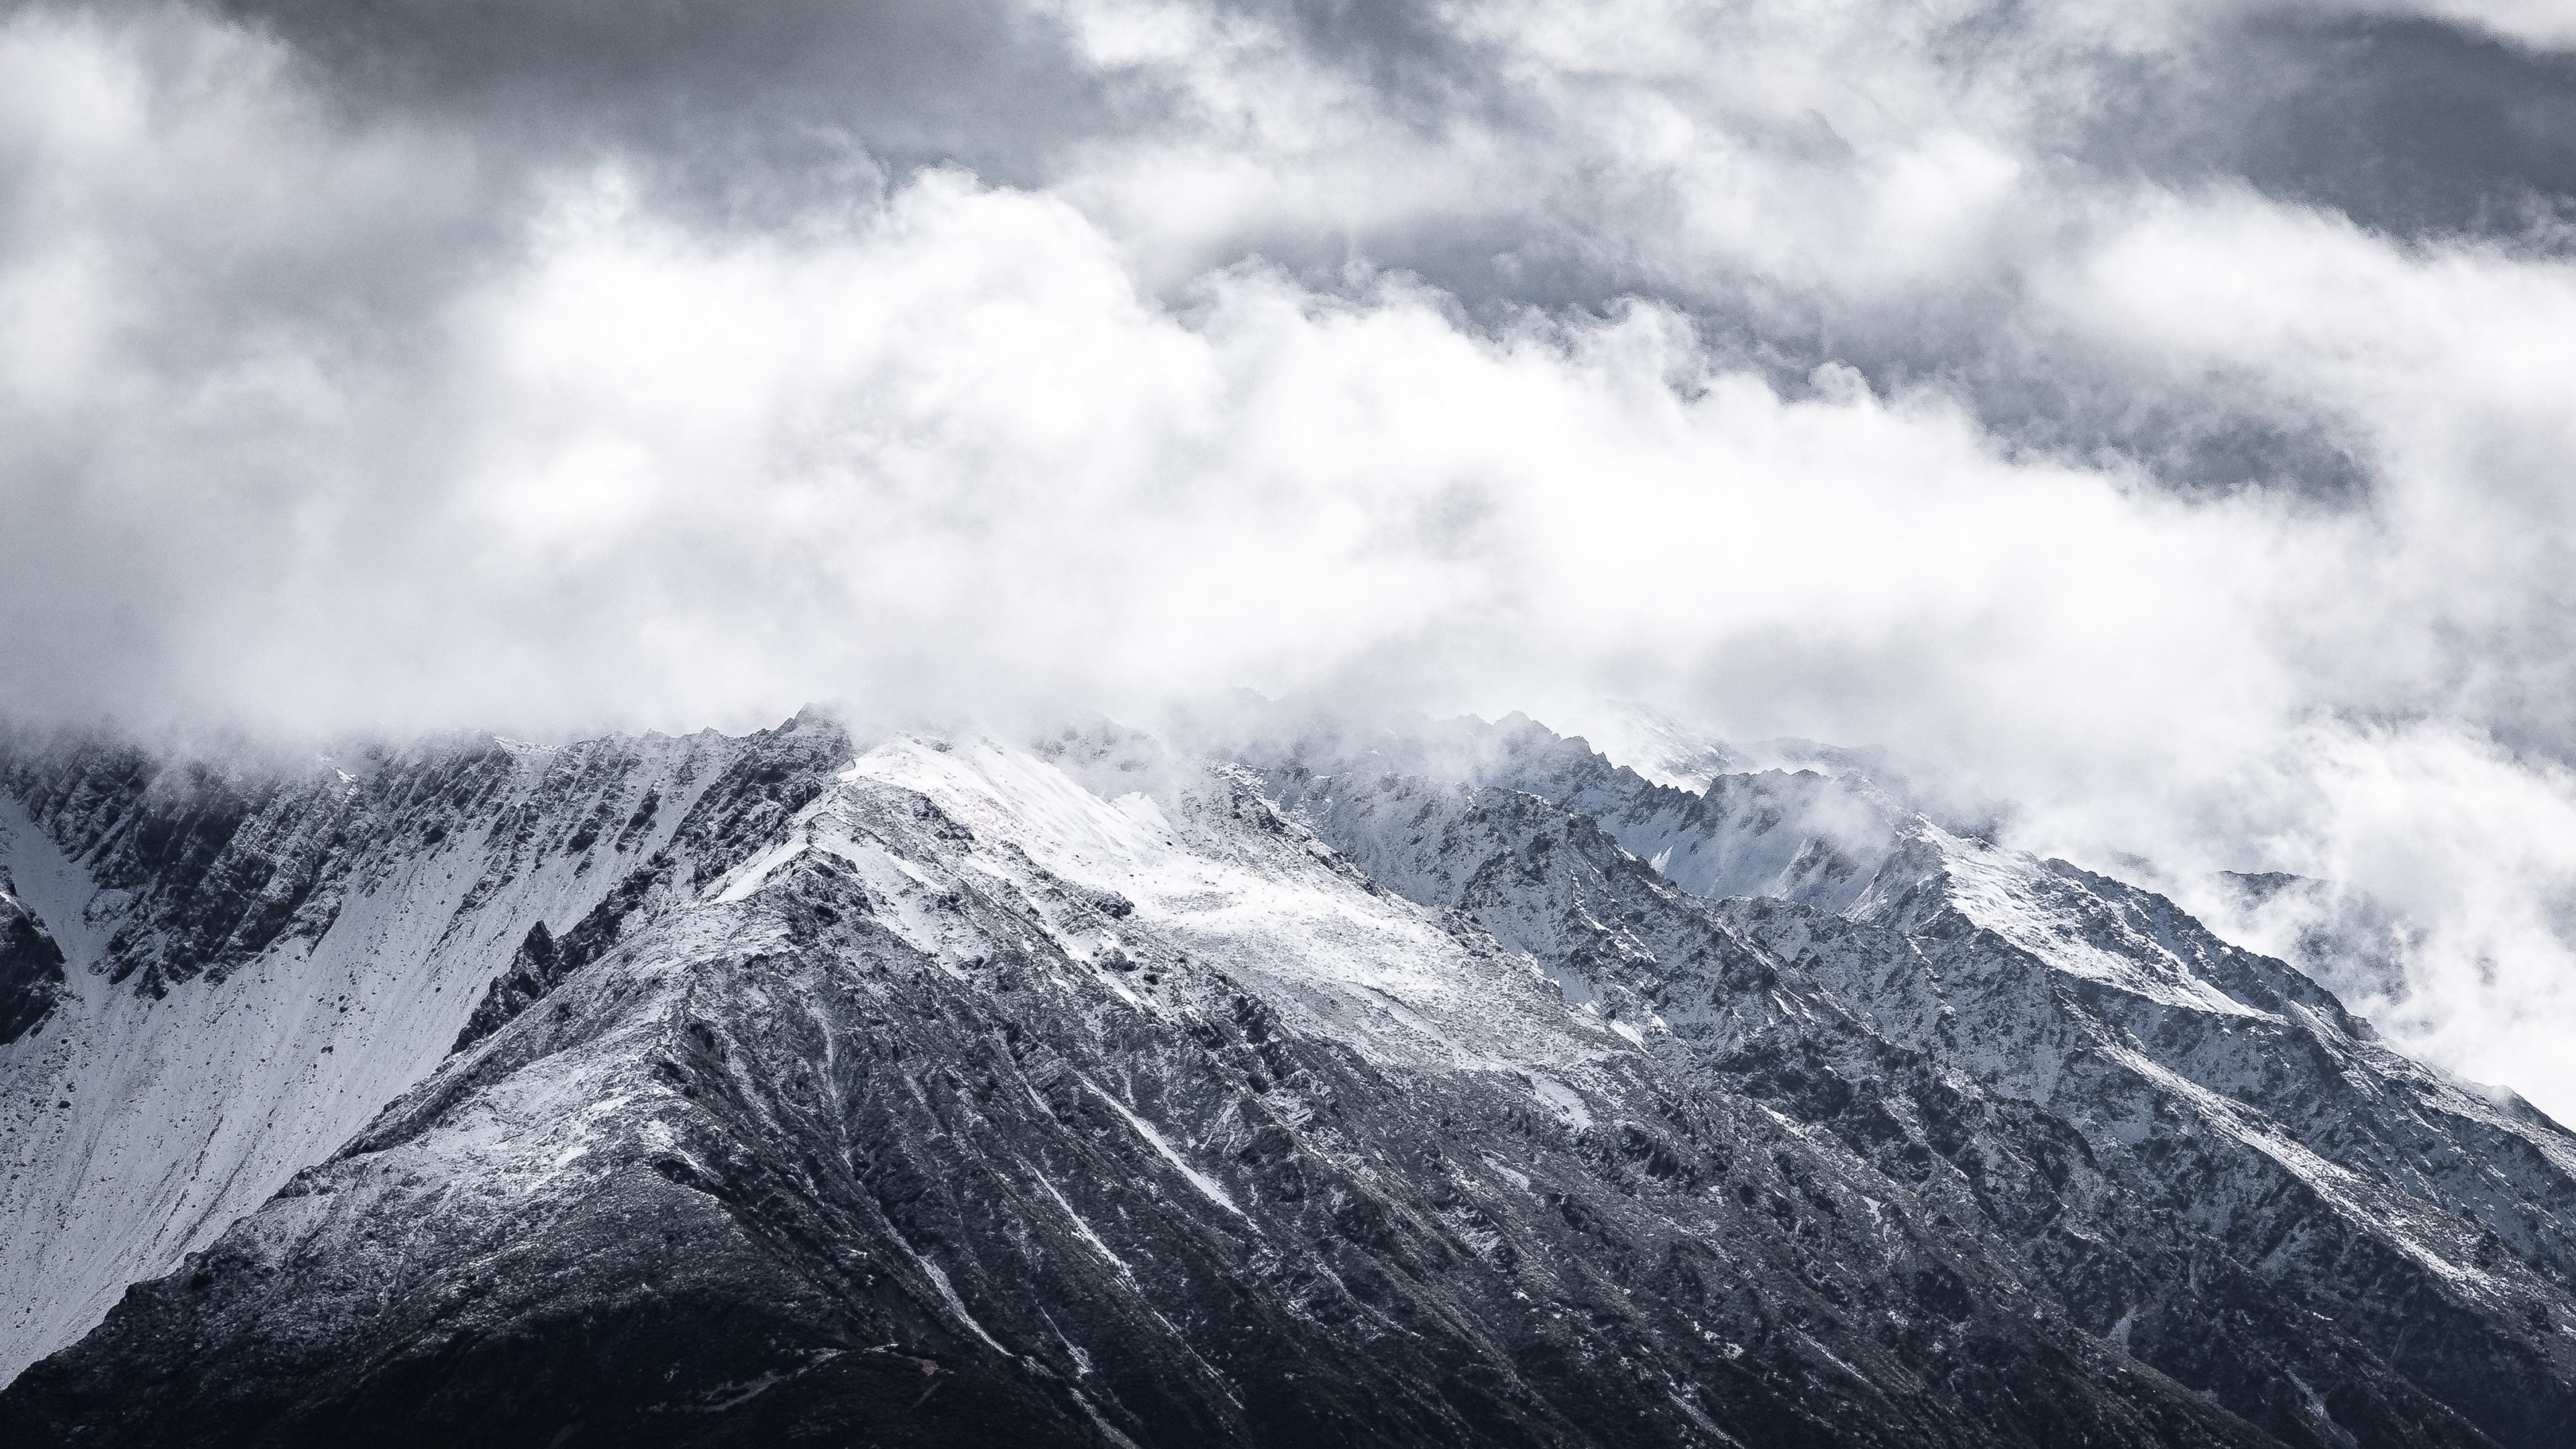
[1244, 713, 2576, 1448]
[0, 720, 794, 1380]
[1, 710, 2571, 1447]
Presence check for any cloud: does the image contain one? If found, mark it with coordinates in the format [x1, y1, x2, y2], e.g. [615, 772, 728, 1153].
[211, 0, 1127, 194]
[2288, 0, 2576, 52]
[7, 1, 2576, 1115]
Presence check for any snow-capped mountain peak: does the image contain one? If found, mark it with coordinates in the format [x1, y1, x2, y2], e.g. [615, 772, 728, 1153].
[4, 709, 2573, 1448]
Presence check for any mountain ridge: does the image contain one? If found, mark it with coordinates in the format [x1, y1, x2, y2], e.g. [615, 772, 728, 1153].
[0, 708, 2569, 1447]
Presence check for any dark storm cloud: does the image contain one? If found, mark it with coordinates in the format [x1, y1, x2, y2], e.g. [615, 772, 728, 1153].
[190, 0, 2576, 260]
[1230, 0, 1509, 124]
[211, 0, 1147, 205]
[186, 1, 2576, 400]
[1212, 4, 2576, 506]
[1670, 7, 2576, 504]
[2097, 13, 2576, 242]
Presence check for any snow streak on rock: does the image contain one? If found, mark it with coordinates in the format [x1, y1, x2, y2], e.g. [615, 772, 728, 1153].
[0, 718, 827, 1380]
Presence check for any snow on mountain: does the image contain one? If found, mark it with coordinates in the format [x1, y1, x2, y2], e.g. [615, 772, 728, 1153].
[1251, 712, 2576, 1447]
[1, 708, 2573, 1447]
[1540, 702, 1748, 794]
[851, 729, 1612, 1075]
[0, 722, 800, 1381]
[5, 718, 2290, 1447]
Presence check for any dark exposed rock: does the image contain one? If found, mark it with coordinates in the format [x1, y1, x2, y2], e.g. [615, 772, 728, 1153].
[451, 921, 564, 1053]
[0, 720, 804, 1377]
[0, 871, 66, 1044]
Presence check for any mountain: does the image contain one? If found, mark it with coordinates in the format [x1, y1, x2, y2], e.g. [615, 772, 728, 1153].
[1243, 711, 2576, 1446]
[0, 720, 782, 1380]
[1, 710, 2571, 1447]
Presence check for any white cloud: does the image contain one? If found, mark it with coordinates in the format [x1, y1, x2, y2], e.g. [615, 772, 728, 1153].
[9, 2, 2576, 1116]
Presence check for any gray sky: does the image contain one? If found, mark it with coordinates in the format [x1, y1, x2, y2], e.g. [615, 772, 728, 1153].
[7, 0, 2576, 1114]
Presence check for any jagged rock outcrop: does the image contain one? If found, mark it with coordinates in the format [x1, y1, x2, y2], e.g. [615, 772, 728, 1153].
[0, 712, 849, 1380]
[0, 869, 65, 1044]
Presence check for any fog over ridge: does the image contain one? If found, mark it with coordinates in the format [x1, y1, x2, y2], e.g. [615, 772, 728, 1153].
[7, 0, 2576, 1114]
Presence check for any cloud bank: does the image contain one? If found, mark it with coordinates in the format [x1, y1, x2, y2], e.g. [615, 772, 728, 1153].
[7, 0, 2576, 1114]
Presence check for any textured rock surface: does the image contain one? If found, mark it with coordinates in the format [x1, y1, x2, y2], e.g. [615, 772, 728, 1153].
[0, 869, 66, 1045]
[1, 710, 2571, 1448]
[1251, 714, 2576, 1448]
[0, 714, 846, 1378]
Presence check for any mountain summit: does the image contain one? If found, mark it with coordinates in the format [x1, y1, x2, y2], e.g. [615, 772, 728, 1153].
[2, 710, 2570, 1447]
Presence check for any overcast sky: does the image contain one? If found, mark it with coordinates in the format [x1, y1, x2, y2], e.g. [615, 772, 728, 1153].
[7, 0, 2576, 1113]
